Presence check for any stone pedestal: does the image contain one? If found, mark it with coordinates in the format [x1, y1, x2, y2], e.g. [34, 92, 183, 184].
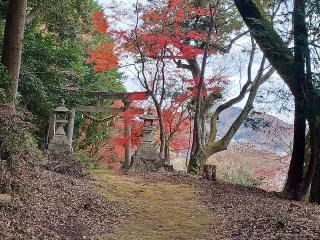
[127, 141, 173, 173]
[48, 119, 71, 152]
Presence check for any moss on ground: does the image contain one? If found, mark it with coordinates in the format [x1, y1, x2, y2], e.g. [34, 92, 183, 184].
[92, 172, 215, 240]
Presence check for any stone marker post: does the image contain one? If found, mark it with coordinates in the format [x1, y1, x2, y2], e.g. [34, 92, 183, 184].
[66, 108, 75, 151]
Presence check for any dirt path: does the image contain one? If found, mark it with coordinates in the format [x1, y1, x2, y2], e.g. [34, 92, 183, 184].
[91, 171, 320, 240]
[92, 171, 215, 240]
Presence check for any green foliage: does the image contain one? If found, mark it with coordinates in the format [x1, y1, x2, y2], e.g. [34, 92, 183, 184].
[0, 64, 12, 102]
[74, 149, 97, 169]
[27, 0, 101, 39]
[0, 0, 125, 146]
[217, 168, 260, 188]
[86, 118, 109, 146]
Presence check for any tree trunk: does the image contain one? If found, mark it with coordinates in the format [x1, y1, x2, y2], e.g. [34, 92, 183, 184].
[283, 99, 306, 199]
[309, 118, 320, 203]
[296, 129, 315, 200]
[1, 0, 27, 108]
[153, 99, 166, 162]
[164, 141, 170, 163]
[234, 0, 320, 203]
[201, 116, 207, 146]
[188, 10, 215, 174]
[283, 0, 311, 200]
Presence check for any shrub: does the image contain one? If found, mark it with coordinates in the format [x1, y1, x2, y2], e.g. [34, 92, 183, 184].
[0, 65, 12, 102]
[74, 149, 97, 169]
[0, 106, 44, 193]
[217, 167, 260, 188]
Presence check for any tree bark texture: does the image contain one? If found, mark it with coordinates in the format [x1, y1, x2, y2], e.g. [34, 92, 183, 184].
[284, 99, 306, 199]
[309, 118, 320, 203]
[1, 0, 27, 107]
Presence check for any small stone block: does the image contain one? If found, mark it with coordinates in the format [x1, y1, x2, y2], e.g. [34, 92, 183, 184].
[0, 194, 12, 206]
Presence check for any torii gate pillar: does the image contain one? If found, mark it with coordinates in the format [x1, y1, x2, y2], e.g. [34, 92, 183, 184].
[123, 100, 131, 169]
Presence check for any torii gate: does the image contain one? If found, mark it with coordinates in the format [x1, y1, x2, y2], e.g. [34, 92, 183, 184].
[47, 91, 148, 169]
[77, 91, 149, 168]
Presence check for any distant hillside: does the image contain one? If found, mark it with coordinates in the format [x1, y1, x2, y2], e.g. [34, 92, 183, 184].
[172, 107, 293, 191]
[216, 107, 293, 154]
[207, 144, 290, 191]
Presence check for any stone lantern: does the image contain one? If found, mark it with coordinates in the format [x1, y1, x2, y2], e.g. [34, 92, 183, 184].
[140, 109, 158, 145]
[127, 109, 173, 173]
[48, 100, 72, 152]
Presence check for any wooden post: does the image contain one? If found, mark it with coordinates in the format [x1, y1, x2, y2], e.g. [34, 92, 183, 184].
[124, 100, 131, 169]
[202, 164, 217, 181]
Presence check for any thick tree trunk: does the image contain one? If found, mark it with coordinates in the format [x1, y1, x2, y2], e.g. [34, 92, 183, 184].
[187, 150, 205, 174]
[163, 139, 171, 164]
[1, 0, 27, 108]
[309, 118, 320, 203]
[188, 9, 214, 174]
[188, 10, 215, 174]
[283, 0, 311, 200]
[284, 99, 306, 199]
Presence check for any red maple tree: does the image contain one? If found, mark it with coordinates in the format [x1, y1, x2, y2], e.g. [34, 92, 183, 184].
[87, 11, 118, 71]
[88, 1, 226, 164]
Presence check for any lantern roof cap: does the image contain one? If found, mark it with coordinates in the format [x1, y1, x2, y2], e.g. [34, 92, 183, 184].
[54, 100, 70, 112]
[140, 108, 158, 121]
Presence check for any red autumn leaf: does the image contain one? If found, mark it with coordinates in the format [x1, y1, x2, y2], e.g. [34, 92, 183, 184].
[112, 136, 128, 146]
[113, 144, 125, 158]
[92, 11, 109, 34]
[112, 100, 124, 108]
[128, 92, 148, 101]
[207, 87, 223, 92]
[87, 42, 118, 72]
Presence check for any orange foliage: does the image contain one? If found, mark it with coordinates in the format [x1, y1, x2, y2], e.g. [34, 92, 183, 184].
[87, 43, 118, 72]
[92, 11, 109, 34]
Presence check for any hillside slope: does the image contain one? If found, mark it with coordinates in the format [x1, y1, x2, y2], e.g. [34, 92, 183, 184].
[207, 145, 290, 191]
[217, 107, 293, 153]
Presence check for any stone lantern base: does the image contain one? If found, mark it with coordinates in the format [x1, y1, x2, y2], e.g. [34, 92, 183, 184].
[48, 134, 71, 153]
[127, 143, 173, 173]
